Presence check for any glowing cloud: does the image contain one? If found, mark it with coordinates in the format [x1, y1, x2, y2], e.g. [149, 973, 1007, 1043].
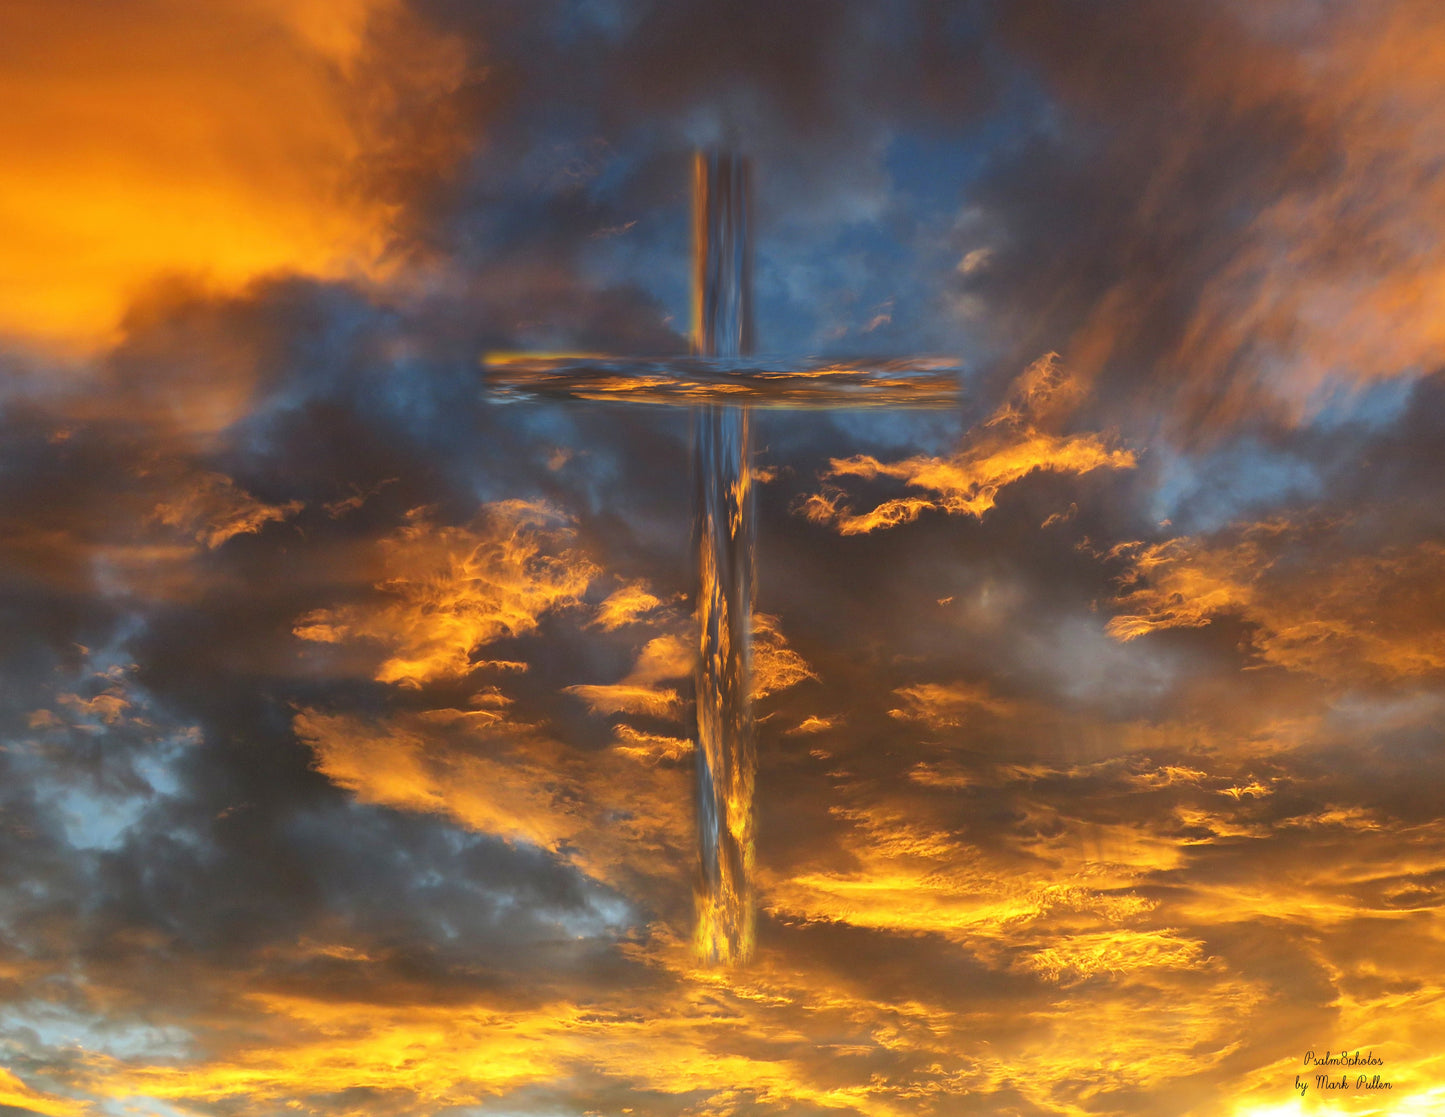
[564, 633, 692, 718]
[751, 612, 818, 700]
[887, 681, 1010, 729]
[1170, 1, 1445, 418]
[799, 355, 1135, 534]
[0, 0, 467, 348]
[295, 708, 576, 852]
[1108, 522, 1445, 680]
[612, 724, 694, 763]
[592, 579, 669, 631]
[0, 1069, 84, 1117]
[295, 702, 694, 897]
[294, 500, 597, 686]
[151, 471, 302, 549]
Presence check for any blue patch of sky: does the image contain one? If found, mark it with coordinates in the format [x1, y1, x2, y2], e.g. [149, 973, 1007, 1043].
[40, 722, 191, 853]
[887, 130, 994, 214]
[471, 399, 631, 512]
[476, 33, 1060, 387]
[1151, 439, 1324, 533]
[755, 81, 1056, 359]
[8, 625, 196, 853]
[550, 0, 632, 45]
[577, 106, 1036, 360]
[1305, 373, 1419, 432]
[101, 1099, 204, 1117]
[752, 130, 998, 357]
[55, 786, 152, 852]
[1, 1002, 192, 1061]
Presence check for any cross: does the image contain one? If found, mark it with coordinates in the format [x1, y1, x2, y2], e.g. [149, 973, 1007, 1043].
[486, 150, 960, 964]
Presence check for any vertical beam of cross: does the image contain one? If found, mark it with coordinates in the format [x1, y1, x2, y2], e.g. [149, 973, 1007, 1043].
[691, 150, 757, 964]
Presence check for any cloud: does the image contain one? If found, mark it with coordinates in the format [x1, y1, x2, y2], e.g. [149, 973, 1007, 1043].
[295, 707, 577, 854]
[564, 632, 691, 718]
[0, 1068, 84, 1116]
[294, 695, 698, 908]
[0, 0, 469, 350]
[751, 612, 818, 700]
[295, 500, 598, 686]
[958, 0, 1445, 438]
[591, 578, 668, 631]
[799, 355, 1136, 534]
[151, 471, 303, 549]
[563, 610, 817, 720]
[888, 681, 1011, 730]
[785, 715, 838, 736]
[612, 724, 694, 764]
[1016, 928, 1208, 984]
[1107, 519, 1445, 682]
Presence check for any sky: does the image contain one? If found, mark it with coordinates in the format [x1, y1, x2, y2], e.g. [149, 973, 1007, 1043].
[3, 1, 1445, 1115]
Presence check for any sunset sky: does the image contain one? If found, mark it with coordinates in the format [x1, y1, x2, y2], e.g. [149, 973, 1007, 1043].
[3, 2, 1445, 1115]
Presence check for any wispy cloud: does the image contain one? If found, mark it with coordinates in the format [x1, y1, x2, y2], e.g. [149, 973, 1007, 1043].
[799, 355, 1135, 534]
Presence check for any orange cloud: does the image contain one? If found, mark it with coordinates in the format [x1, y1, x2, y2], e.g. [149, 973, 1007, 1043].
[295, 707, 577, 852]
[769, 834, 1166, 945]
[887, 681, 1011, 729]
[799, 355, 1134, 535]
[1017, 928, 1208, 984]
[295, 702, 694, 896]
[0, 0, 467, 349]
[294, 500, 597, 686]
[1042, 1, 1445, 430]
[565, 633, 692, 718]
[0, 1069, 84, 1117]
[85, 971, 942, 1117]
[785, 714, 838, 736]
[756, 836, 1265, 1114]
[591, 579, 669, 631]
[37, 699, 1445, 1117]
[611, 723, 694, 763]
[56, 689, 132, 727]
[1183, 2, 1445, 412]
[151, 471, 302, 548]
[751, 612, 818, 700]
[1108, 522, 1445, 681]
[564, 610, 816, 722]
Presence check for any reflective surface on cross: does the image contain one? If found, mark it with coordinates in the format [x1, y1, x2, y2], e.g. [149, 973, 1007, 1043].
[690, 150, 758, 964]
[483, 353, 962, 409]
